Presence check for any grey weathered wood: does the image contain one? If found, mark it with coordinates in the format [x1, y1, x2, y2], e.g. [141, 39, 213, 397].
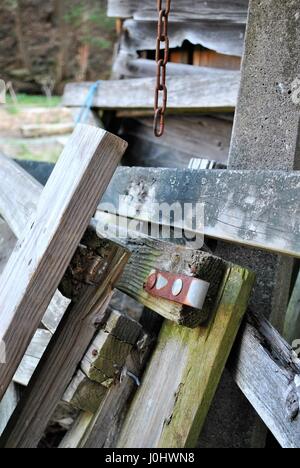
[121, 116, 232, 165]
[1, 244, 130, 448]
[117, 265, 255, 448]
[0, 124, 127, 401]
[63, 74, 239, 113]
[0, 385, 19, 436]
[81, 310, 142, 385]
[0, 219, 16, 275]
[107, 0, 249, 23]
[201, 0, 300, 448]
[3, 160, 300, 447]
[284, 270, 300, 344]
[118, 19, 246, 57]
[14, 329, 52, 387]
[100, 167, 300, 258]
[0, 153, 42, 239]
[229, 310, 300, 449]
[63, 370, 107, 414]
[116, 58, 239, 79]
[0, 223, 19, 436]
[59, 412, 93, 449]
[63, 309, 142, 415]
[0, 154, 71, 334]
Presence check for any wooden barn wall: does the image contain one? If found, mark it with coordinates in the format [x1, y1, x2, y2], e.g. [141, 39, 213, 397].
[106, 0, 249, 169]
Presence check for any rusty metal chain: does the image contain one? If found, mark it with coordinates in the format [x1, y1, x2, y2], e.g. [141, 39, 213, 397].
[154, 0, 171, 137]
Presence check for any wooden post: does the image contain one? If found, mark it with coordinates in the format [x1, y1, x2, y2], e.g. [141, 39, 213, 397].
[0, 124, 127, 401]
[200, 0, 300, 448]
[116, 266, 255, 448]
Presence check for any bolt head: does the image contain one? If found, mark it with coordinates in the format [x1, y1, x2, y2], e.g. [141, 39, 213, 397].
[172, 279, 183, 297]
[146, 273, 157, 290]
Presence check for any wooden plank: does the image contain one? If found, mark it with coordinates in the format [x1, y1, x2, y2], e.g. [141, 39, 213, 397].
[0, 218, 16, 275]
[114, 57, 240, 80]
[120, 116, 232, 165]
[100, 167, 300, 259]
[107, 0, 249, 23]
[0, 153, 42, 239]
[284, 270, 300, 344]
[0, 156, 70, 335]
[0, 385, 19, 436]
[118, 19, 246, 57]
[0, 124, 127, 401]
[13, 329, 52, 387]
[74, 327, 159, 448]
[193, 48, 241, 70]
[64, 310, 142, 414]
[229, 310, 300, 449]
[81, 310, 142, 385]
[0, 154, 224, 329]
[1, 243, 130, 448]
[117, 265, 255, 448]
[63, 74, 239, 113]
[59, 412, 93, 449]
[0, 223, 19, 436]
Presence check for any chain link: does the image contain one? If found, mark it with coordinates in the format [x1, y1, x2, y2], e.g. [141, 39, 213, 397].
[154, 0, 171, 137]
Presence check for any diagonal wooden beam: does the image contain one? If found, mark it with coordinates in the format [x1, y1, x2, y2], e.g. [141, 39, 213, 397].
[0, 124, 127, 401]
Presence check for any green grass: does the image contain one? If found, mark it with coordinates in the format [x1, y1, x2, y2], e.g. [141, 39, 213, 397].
[5, 94, 61, 114]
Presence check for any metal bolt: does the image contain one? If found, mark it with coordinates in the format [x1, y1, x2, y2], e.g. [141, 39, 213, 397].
[172, 279, 183, 296]
[146, 273, 157, 290]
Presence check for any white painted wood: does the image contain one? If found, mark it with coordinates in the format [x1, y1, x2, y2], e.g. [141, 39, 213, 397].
[0, 153, 71, 335]
[14, 329, 52, 387]
[0, 385, 19, 436]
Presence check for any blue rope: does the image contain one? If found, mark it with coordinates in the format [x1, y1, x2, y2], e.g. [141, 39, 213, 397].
[76, 81, 101, 124]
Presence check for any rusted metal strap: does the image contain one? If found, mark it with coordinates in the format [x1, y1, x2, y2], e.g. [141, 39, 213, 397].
[144, 269, 210, 309]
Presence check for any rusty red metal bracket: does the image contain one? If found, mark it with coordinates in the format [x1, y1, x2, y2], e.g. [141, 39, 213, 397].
[144, 270, 210, 309]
